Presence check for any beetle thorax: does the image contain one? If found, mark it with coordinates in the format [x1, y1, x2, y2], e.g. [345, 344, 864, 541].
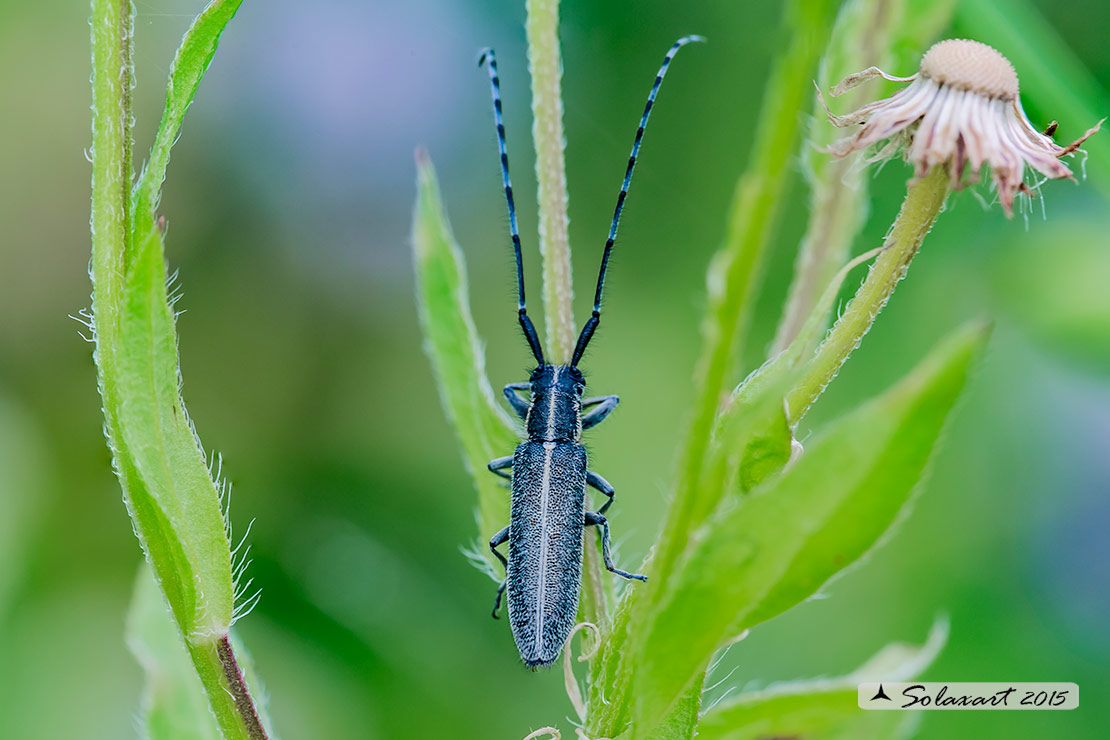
[524, 364, 584, 442]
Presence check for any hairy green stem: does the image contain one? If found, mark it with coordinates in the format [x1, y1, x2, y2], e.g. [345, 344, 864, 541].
[172, 636, 268, 739]
[586, 2, 838, 736]
[525, 0, 608, 624]
[527, 0, 576, 363]
[657, 0, 838, 615]
[90, 0, 132, 353]
[214, 637, 268, 740]
[91, 2, 267, 737]
[787, 165, 950, 420]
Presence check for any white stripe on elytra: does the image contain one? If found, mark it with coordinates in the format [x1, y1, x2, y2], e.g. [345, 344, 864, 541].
[546, 366, 561, 441]
[535, 366, 560, 656]
[535, 439, 555, 656]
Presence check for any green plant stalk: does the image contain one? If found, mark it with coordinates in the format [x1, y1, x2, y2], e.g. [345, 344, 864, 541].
[787, 165, 950, 421]
[189, 638, 267, 740]
[587, 2, 838, 734]
[90, 0, 132, 349]
[649, 0, 835, 616]
[527, 0, 576, 363]
[666, 0, 838, 571]
[91, 2, 266, 738]
[525, 0, 610, 625]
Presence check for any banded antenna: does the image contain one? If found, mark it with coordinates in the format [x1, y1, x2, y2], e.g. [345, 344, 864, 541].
[570, 35, 704, 368]
[478, 48, 545, 365]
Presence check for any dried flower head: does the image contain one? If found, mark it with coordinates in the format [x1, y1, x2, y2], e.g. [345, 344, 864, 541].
[822, 38, 1102, 215]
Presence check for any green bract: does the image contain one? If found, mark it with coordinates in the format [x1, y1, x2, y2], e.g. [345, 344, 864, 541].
[412, 155, 520, 567]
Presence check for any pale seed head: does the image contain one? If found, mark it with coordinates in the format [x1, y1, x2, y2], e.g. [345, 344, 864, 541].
[919, 39, 1019, 101]
[821, 38, 1102, 216]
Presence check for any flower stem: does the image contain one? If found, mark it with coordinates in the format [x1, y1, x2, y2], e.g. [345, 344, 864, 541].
[787, 165, 950, 421]
[526, 0, 576, 363]
[586, 2, 839, 735]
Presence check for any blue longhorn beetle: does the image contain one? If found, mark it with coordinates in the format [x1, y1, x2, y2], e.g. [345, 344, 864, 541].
[477, 36, 702, 668]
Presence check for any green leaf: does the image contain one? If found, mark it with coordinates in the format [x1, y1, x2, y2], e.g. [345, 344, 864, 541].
[93, 0, 245, 646]
[582, 350, 800, 740]
[646, 676, 704, 740]
[697, 620, 947, 740]
[650, 0, 843, 628]
[127, 564, 222, 740]
[627, 322, 988, 738]
[734, 404, 794, 494]
[702, 691, 912, 740]
[91, 1, 269, 737]
[588, 4, 842, 733]
[676, 0, 840, 532]
[117, 219, 235, 637]
[691, 243, 893, 522]
[411, 152, 520, 564]
[681, 366, 798, 546]
[134, 0, 244, 224]
[722, 245, 891, 502]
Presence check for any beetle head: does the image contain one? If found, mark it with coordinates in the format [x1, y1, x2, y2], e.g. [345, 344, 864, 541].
[530, 364, 585, 396]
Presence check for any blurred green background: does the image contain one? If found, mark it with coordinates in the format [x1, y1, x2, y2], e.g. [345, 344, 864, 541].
[1, 0, 1107, 738]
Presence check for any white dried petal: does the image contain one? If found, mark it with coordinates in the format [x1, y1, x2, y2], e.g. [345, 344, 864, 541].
[830, 66, 916, 98]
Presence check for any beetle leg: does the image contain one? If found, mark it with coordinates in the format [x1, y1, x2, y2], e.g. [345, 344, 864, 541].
[586, 470, 615, 515]
[487, 456, 512, 490]
[487, 455, 513, 480]
[493, 580, 507, 618]
[585, 511, 647, 582]
[581, 395, 619, 430]
[503, 382, 531, 420]
[489, 525, 509, 618]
